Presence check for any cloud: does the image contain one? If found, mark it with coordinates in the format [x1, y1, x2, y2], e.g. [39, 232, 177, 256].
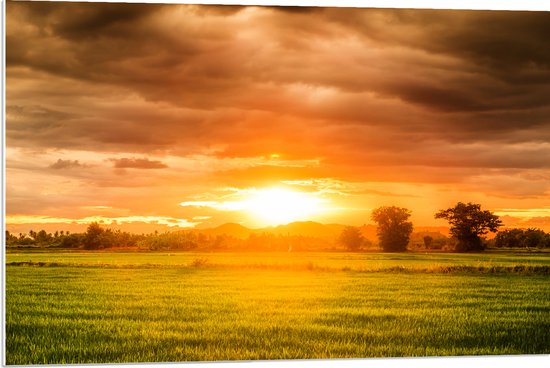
[496, 213, 550, 232]
[6, 215, 199, 228]
[8, 3, 549, 155]
[109, 157, 168, 169]
[6, 2, 550, 227]
[49, 159, 89, 170]
[180, 200, 245, 211]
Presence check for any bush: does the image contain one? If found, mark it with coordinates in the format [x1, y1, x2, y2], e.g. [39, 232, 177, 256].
[190, 257, 209, 267]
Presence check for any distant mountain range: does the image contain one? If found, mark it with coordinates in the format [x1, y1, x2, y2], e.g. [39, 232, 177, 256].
[6, 219, 451, 240]
[195, 221, 450, 241]
[196, 221, 345, 239]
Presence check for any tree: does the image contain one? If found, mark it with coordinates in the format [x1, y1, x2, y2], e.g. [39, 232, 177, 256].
[435, 202, 502, 252]
[84, 222, 106, 249]
[494, 228, 524, 248]
[35, 230, 52, 244]
[6, 231, 18, 246]
[339, 226, 365, 251]
[423, 235, 433, 248]
[520, 228, 549, 249]
[60, 233, 85, 248]
[371, 206, 413, 252]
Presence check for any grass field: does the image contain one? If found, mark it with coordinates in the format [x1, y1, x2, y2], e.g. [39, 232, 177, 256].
[5, 251, 550, 364]
[7, 250, 550, 270]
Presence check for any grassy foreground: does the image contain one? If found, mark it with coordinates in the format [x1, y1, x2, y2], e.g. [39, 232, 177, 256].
[5, 251, 550, 364]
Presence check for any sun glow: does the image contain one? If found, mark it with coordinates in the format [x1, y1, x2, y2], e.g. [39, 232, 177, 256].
[179, 187, 328, 226]
[245, 188, 324, 226]
[180, 187, 326, 226]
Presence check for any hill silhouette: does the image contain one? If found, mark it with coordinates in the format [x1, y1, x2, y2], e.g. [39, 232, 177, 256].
[267, 221, 346, 238]
[199, 223, 252, 239]
[195, 221, 347, 239]
[194, 221, 449, 242]
[358, 224, 378, 242]
[6, 220, 451, 244]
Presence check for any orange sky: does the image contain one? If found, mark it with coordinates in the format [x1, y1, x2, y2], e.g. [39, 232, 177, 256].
[6, 2, 550, 233]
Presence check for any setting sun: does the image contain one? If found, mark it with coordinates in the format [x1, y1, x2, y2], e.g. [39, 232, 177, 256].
[246, 188, 325, 226]
[179, 187, 329, 227]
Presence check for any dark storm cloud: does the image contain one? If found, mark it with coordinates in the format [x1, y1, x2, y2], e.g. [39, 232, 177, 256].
[49, 3, 158, 39]
[329, 8, 550, 72]
[193, 4, 245, 15]
[7, 2, 199, 83]
[7, 1, 161, 38]
[430, 11, 550, 73]
[271, 5, 319, 13]
[109, 157, 168, 169]
[6, 1, 550, 174]
[6, 105, 76, 132]
[320, 8, 550, 113]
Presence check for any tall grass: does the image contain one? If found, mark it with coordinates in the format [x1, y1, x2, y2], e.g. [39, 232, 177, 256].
[6, 260, 550, 274]
[7, 250, 550, 270]
[6, 252, 550, 364]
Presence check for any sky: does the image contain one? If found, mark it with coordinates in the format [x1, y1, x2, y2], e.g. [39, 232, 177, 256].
[5, 1, 550, 233]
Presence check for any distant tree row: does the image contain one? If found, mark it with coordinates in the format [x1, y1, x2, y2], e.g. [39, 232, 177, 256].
[5, 224, 144, 250]
[7, 202, 550, 253]
[6, 229, 86, 248]
[494, 228, 550, 249]
[339, 202, 511, 253]
[6, 222, 333, 252]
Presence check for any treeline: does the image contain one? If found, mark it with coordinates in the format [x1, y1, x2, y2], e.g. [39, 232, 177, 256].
[7, 201, 550, 253]
[139, 231, 332, 251]
[493, 228, 550, 249]
[5, 222, 333, 251]
[7, 223, 550, 252]
[5, 225, 143, 249]
[340, 202, 550, 252]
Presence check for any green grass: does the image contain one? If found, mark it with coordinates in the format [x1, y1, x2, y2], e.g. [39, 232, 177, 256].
[7, 250, 550, 269]
[5, 251, 550, 364]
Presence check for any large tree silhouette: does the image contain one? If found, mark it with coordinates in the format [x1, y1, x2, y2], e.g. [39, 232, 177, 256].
[371, 206, 413, 252]
[435, 202, 502, 252]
